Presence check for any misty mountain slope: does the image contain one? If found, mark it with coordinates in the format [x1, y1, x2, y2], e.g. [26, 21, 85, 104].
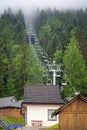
[33, 9, 87, 97]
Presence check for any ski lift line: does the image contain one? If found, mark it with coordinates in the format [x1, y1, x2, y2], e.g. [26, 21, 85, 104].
[27, 23, 80, 95]
[63, 73, 79, 95]
[29, 44, 41, 66]
[29, 41, 47, 72]
[28, 25, 48, 69]
[27, 23, 63, 85]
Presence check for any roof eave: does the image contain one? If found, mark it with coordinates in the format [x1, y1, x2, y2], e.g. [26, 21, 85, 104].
[0, 106, 21, 109]
[22, 101, 65, 105]
[54, 95, 87, 115]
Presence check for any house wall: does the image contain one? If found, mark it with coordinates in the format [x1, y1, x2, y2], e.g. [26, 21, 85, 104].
[0, 108, 23, 118]
[26, 104, 61, 127]
[58, 98, 87, 130]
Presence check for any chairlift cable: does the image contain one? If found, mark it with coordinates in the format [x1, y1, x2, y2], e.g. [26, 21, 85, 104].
[27, 23, 63, 85]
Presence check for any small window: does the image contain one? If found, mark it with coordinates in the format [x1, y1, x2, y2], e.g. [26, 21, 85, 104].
[48, 109, 57, 121]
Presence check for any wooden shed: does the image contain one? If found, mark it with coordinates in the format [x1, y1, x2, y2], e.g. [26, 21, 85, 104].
[0, 96, 23, 118]
[54, 95, 87, 130]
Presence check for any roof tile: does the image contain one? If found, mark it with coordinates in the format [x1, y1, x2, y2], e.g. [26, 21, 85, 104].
[24, 85, 64, 104]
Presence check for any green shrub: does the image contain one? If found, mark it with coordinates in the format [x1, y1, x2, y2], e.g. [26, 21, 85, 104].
[46, 124, 59, 130]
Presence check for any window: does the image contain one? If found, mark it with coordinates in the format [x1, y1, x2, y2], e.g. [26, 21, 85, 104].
[48, 109, 57, 121]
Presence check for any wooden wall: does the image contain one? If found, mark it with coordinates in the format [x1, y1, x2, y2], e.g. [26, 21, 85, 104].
[0, 107, 23, 118]
[59, 98, 87, 130]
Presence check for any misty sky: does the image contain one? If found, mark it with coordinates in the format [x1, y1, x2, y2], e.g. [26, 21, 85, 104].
[0, 0, 87, 15]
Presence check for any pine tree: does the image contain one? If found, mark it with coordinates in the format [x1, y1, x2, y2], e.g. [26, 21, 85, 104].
[63, 30, 87, 97]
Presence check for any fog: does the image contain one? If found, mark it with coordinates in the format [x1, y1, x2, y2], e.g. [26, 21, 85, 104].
[0, 0, 87, 16]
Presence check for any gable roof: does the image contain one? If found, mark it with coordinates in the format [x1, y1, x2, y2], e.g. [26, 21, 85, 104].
[54, 95, 87, 115]
[0, 96, 23, 108]
[23, 85, 64, 104]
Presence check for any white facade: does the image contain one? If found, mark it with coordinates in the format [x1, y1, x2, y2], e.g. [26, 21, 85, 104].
[25, 104, 61, 127]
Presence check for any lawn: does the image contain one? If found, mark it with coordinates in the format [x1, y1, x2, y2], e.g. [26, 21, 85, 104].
[46, 124, 59, 130]
[0, 117, 24, 130]
[0, 118, 59, 130]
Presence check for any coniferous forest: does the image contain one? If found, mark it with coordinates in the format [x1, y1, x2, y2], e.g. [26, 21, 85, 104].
[34, 8, 87, 98]
[0, 9, 43, 99]
[0, 8, 87, 99]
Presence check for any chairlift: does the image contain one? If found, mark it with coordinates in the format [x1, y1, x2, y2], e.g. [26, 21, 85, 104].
[51, 63, 56, 70]
[44, 59, 48, 62]
[42, 55, 45, 58]
[48, 57, 51, 61]
[43, 71, 48, 77]
[38, 48, 42, 51]
[46, 78, 52, 85]
[71, 93, 76, 97]
[46, 60, 50, 64]
[61, 79, 67, 86]
[56, 72, 61, 77]
[45, 53, 48, 57]
[75, 91, 80, 95]
[36, 45, 39, 48]
[47, 60, 51, 64]
[47, 64, 52, 70]
[57, 66, 61, 71]
[40, 52, 43, 55]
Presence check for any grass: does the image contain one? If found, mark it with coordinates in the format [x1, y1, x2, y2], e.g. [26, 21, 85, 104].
[6, 117, 24, 125]
[0, 117, 24, 130]
[46, 124, 59, 130]
[0, 118, 59, 130]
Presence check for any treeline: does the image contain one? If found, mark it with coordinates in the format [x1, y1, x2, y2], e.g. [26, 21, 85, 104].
[33, 8, 87, 97]
[0, 9, 43, 99]
[34, 9, 87, 63]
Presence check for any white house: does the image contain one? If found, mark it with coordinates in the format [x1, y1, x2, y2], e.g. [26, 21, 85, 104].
[21, 85, 64, 127]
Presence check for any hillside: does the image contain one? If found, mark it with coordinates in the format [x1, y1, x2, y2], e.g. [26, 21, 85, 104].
[0, 8, 87, 100]
[33, 8, 87, 98]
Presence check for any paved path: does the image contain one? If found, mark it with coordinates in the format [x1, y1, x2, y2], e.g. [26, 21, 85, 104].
[16, 126, 45, 130]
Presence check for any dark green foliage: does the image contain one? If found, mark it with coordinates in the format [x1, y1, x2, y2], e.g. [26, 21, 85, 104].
[0, 9, 26, 98]
[1, 8, 87, 99]
[63, 31, 87, 97]
[0, 9, 43, 99]
[34, 9, 87, 63]
[34, 8, 87, 97]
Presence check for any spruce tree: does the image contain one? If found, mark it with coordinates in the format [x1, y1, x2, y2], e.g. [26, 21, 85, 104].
[63, 30, 87, 97]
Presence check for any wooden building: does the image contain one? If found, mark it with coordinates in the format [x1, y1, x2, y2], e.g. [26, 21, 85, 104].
[54, 95, 87, 130]
[0, 96, 23, 118]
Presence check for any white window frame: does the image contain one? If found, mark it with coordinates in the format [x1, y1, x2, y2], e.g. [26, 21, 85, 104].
[48, 109, 57, 121]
